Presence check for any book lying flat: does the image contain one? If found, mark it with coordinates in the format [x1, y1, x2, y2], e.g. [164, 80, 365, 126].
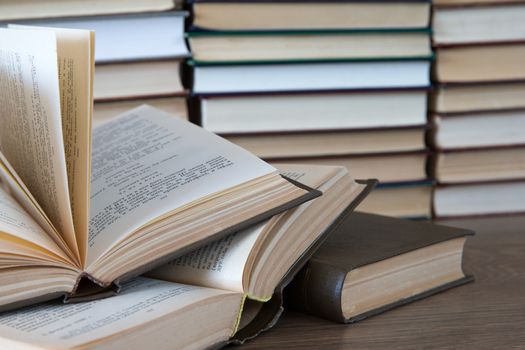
[0, 0, 180, 21]
[0, 165, 376, 349]
[357, 180, 433, 219]
[198, 90, 428, 133]
[434, 0, 523, 5]
[270, 151, 428, 184]
[12, 12, 189, 63]
[225, 127, 427, 159]
[434, 43, 525, 83]
[434, 180, 525, 217]
[188, 30, 432, 64]
[192, 60, 431, 94]
[0, 26, 317, 311]
[431, 82, 525, 114]
[285, 212, 474, 323]
[431, 110, 525, 150]
[432, 146, 525, 184]
[190, 1, 431, 31]
[433, 4, 525, 45]
[93, 60, 186, 101]
[93, 96, 188, 126]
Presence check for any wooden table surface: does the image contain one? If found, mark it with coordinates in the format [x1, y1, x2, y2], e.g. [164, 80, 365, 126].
[237, 214, 525, 349]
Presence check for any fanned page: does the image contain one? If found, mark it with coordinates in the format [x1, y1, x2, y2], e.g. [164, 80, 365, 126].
[0, 185, 71, 263]
[0, 28, 78, 260]
[87, 105, 277, 266]
[45, 27, 93, 265]
[0, 277, 241, 350]
[148, 165, 344, 295]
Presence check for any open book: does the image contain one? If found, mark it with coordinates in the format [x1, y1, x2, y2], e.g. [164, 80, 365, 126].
[0, 26, 316, 311]
[0, 164, 374, 349]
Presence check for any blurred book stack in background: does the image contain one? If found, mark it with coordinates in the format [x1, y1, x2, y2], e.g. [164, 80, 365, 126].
[0, 0, 190, 126]
[431, 0, 525, 217]
[187, 0, 433, 219]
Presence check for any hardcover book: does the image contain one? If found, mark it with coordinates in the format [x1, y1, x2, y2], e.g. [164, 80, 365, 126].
[285, 212, 474, 323]
[0, 26, 318, 311]
[0, 165, 375, 349]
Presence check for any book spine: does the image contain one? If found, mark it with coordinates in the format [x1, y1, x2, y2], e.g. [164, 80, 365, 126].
[285, 260, 347, 323]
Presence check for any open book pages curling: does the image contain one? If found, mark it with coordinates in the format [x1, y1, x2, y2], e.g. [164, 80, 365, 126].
[0, 164, 373, 350]
[0, 26, 317, 311]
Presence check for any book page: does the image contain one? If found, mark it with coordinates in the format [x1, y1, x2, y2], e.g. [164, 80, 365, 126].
[147, 222, 266, 293]
[0, 153, 68, 251]
[0, 277, 232, 349]
[87, 105, 276, 265]
[43, 27, 93, 266]
[0, 28, 78, 259]
[0, 186, 69, 260]
[148, 164, 344, 293]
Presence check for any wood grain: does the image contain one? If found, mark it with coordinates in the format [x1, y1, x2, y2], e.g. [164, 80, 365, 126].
[236, 214, 525, 349]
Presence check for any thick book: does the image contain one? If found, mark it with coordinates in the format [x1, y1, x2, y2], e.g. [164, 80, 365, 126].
[285, 212, 474, 323]
[357, 180, 434, 219]
[434, 43, 525, 83]
[189, 1, 431, 31]
[198, 89, 428, 133]
[0, 26, 318, 311]
[431, 146, 525, 184]
[187, 30, 432, 64]
[0, 165, 376, 349]
[93, 96, 189, 126]
[10, 12, 190, 63]
[431, 82, 525, 114]
[93, 60, 187, 101]
[431, 110, 525, 150]
[0, 0, 180, 21]
[434, 180, 525, 217]
[433, 3, 525, 46]
[191, 60, 431, 94]
[269, 151, 429, 184]
[224, 127, 427, 159]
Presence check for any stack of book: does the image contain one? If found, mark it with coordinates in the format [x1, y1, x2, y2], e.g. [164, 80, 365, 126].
[431, 0, 525, 217]
[0, 0, 190, 126]
[187, 0, 434, 219]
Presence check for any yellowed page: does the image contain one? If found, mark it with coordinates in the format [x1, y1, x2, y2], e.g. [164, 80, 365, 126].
[87, 105, 276, 266]
[148, 223, 265, 293]
[0, 153, 68, 251]
[0, 186, 71, 261]
[0, 28, 78, 259]
[34, 26, 93, 266]
[0, 277, 235, 350]
[148, 164, 340, 293]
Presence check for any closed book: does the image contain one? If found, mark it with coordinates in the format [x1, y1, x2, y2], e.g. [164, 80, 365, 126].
[189, 0, 431, 32]
[198, 89, 428, 133]
[11, 12, 190, 63]
[188, 30, 432, 64]
[357, 180, 433, 219]
[191, 60, 431, 94]
[285, 212, 474, 323]
[434, 180, 525, 218]
[431, 146, 525, 184]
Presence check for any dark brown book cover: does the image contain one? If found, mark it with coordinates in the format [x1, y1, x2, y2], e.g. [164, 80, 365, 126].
[229, 179, 377, 343]
[284, 212, 474, 323]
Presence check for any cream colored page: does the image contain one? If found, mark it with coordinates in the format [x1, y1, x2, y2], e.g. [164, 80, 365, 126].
[0, 153, 63, 244]
[46, 27, 93, 266]
[148, 164, 341, 293]
[87, 105, 276, 265]
[0, 186, 69, 260]
[0, 28, 78, 258]
[148, 222, 266, 293]
[0, 277, 230, 349]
